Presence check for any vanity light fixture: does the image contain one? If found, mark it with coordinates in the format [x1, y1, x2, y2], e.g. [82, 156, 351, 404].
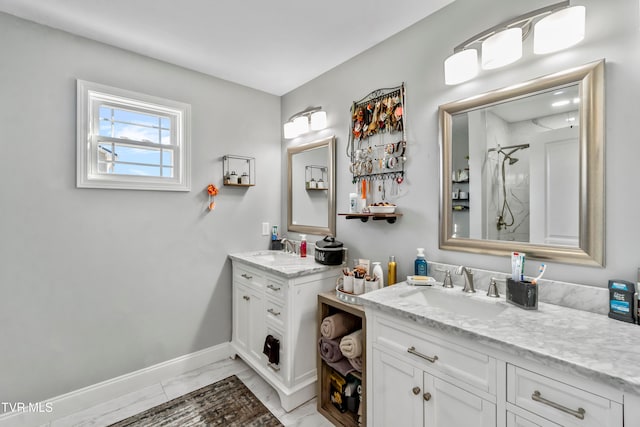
[481, 27, 523, 70]
[444, 1, 586, 85]
[283, 106, 327, 139]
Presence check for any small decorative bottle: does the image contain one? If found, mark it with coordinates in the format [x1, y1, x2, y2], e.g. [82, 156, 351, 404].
[299, 234, 307, 258]
[388, 256, 397, 285]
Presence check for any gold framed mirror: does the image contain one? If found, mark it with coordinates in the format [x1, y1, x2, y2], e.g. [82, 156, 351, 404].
[287, 136, 336, 236]
[439, 60, 604, 266]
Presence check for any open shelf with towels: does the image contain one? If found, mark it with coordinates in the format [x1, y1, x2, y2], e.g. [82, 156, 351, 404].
[317, 291, 367, 427]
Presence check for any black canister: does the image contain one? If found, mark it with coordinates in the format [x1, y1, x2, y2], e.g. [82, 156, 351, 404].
[314, 236, 345, 265]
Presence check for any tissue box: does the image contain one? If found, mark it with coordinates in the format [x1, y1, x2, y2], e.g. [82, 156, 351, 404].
[506, 278, 538, 310]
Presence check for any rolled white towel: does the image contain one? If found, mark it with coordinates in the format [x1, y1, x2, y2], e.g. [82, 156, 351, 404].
[320, 313, 358, 339]
[339, 329, 363, 359]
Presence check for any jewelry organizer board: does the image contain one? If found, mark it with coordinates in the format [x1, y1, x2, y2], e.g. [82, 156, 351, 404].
[348, 83, 408, 204]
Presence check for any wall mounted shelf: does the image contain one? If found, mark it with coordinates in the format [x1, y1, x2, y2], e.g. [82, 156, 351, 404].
[222, 155, 255, 186]
[339, 212, 402, 224]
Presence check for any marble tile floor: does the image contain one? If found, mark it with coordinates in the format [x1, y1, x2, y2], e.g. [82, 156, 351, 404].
[47, 357, 333, 427]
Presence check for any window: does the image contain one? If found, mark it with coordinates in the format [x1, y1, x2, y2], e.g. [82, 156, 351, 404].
[77, 80, 191, 191]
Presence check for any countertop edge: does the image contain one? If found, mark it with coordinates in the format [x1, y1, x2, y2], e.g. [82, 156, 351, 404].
[228, 252, 341, 278]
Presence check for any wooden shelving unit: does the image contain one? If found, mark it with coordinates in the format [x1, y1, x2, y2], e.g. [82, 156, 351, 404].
[317, 291, 366, 427]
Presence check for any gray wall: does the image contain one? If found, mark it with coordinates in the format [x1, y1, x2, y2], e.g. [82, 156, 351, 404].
[282, 0, 640, 286]
[0, 13, 281, 403]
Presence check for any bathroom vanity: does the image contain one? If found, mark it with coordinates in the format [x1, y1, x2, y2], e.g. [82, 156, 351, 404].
[228, 250, 341, 411]
[360, 283, 640, 427]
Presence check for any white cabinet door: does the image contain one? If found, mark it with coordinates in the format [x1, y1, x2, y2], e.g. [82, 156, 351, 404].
[372, 349, 423, 427]
[424, 373, 496, 427]
[233, 281, 264, 363]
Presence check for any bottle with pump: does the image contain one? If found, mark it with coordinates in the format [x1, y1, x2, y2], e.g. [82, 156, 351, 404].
[388, 256, 397, 285]
[372, 262, 384, 288]
[300, 235, 307, 258]
[415, 248, 428, 276]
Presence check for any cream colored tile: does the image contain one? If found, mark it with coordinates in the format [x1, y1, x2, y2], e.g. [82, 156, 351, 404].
[280, 399, 334, 427]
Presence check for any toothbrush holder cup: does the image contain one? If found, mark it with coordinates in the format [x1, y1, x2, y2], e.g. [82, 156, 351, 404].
[506, 278, 538, 310]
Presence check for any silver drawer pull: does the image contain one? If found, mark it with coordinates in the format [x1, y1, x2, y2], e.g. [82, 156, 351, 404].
[242, 295, 250, 301]
[267, 308, 281, 316]
[267, 363, 280, 372]
[241, 273, 253, 279]
[267, 284, 281, 292]
[407, 346, 438, 363]
[531, 390, 586, 420]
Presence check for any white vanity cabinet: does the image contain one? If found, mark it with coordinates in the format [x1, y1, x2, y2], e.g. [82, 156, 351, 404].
[366, 308, 627, 427]
[230, 258, 339, 411]
[368, 311, 497, 427]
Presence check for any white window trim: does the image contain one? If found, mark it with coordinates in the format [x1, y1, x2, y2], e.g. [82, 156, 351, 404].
[77, 80, 191, 191]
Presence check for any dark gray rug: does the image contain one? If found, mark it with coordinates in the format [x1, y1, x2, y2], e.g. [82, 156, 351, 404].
[108, 375, 283, 426]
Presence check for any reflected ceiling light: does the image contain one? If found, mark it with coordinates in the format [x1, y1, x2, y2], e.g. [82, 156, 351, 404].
[444, 49, 478, 85]
[534, 6, 586, 54]
[481, 27, 522, 70]
[443, 1, 586, 85]
[552, 99, 571, 107]
[283, 106, 327, 139]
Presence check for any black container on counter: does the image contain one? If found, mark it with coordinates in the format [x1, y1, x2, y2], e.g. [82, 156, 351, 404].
[506, 278, 538, 310]
[608, 279, 636, 324]
[314, 236, 345, 266]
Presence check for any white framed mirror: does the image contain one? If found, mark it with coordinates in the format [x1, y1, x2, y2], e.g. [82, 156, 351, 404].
[287, 136, 336, 236]
[439, 60, 604, 266]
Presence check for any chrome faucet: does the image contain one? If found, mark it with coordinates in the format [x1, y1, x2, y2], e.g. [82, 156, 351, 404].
[280, 238, 296, 254]
[456, 265, 475, 293]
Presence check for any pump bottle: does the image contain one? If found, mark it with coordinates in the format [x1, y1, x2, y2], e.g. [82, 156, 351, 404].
[300, 234, 307, 257]
[415, 248, 428, 276]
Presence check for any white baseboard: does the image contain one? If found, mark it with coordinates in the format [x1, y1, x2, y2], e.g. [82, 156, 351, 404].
[0, 342, 233, 427]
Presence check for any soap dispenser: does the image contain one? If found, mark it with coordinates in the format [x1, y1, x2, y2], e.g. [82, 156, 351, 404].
[372, 262, 384, 288]
[415, 248, 428, 276]
[299, 235, 307, 258]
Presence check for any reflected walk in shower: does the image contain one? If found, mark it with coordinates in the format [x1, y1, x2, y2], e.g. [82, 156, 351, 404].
[486, 143, 530, 242]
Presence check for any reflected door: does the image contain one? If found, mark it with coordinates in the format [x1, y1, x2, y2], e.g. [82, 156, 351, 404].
[529, 127, 579, 246]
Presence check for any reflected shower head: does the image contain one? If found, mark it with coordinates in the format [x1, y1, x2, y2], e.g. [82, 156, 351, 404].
[508, 157, 519, 165]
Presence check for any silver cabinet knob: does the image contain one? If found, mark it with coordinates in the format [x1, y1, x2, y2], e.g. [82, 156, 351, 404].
[412, 386, 421, 395]
[423, 392, 432, 401]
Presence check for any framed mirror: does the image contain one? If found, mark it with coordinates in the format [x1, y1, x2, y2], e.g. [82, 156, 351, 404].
[439, 60, 604, 266]
[287, 136, 336, 236]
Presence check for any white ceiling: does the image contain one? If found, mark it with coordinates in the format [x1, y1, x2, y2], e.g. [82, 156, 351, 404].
[0, 0, 454, 95]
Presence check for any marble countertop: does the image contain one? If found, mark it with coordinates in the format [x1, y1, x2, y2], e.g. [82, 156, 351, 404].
[359, 282, 640, 395]
[228, 250, 341, 278]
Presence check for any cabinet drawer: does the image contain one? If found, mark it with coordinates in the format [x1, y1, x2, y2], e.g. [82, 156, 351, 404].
[265, 299, 285, 329]
[265, 278, 286, 302]
[507, 364, 622, 427]
[506, 411, 560, 427]
[234, 265, 265, 287]
[375, 315, 495, 395]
